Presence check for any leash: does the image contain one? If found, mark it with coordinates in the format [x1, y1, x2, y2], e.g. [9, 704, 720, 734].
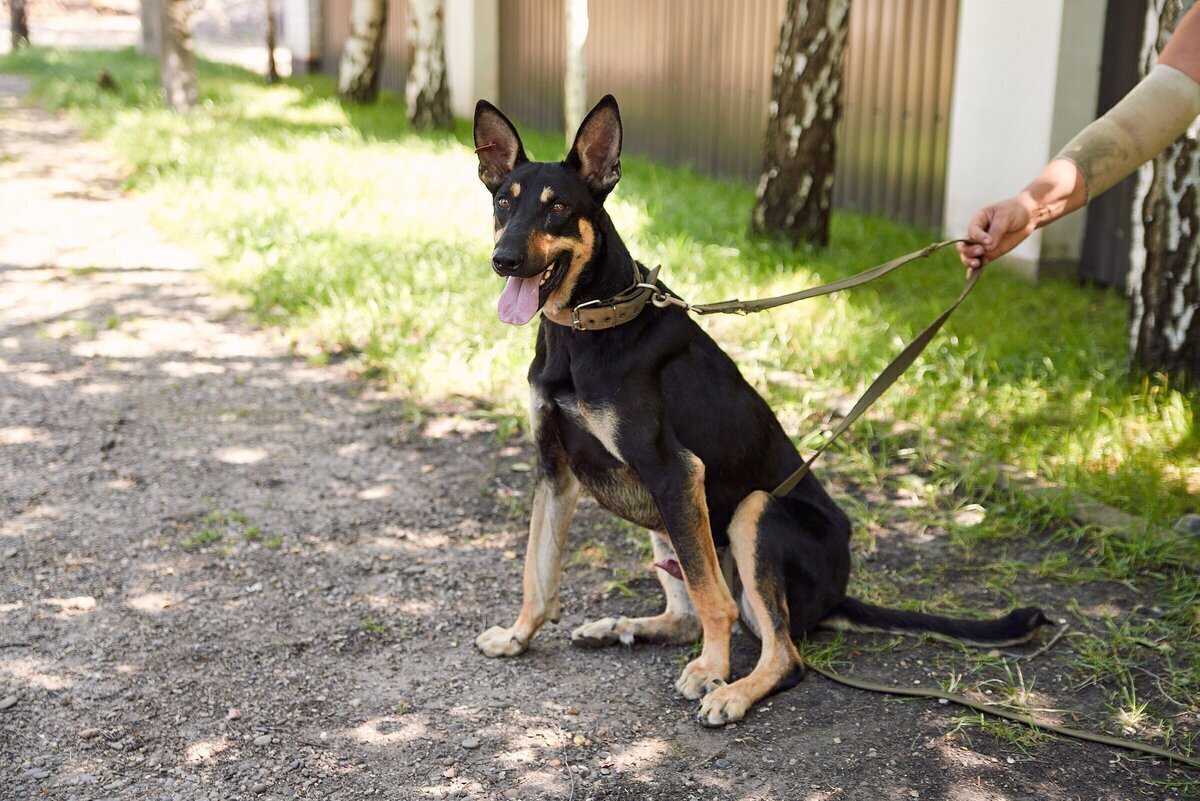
[621, 244, 1200, 769]
[808, 661, 1200, 769]
[642, 243, 1200, 770]
[647, 238, 978, 498]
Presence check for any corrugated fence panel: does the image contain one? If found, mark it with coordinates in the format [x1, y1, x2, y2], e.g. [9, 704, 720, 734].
[582, 0, 784, 182]
[321, 0, 349, 76]
[322, 0, 409, 95]
[835, 0, 958, 228]
[320, 0, 958, 228]
[498, 0, 565, 142]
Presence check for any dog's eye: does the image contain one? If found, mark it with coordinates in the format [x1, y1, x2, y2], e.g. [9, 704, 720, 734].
[497, 197, 511, 210]
[551, 202, 568, 214]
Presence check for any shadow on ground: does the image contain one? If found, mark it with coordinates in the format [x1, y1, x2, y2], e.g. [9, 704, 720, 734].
[0, 69, 1191, 801]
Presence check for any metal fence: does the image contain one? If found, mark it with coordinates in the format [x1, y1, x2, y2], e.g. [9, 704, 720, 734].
[837, 0, 959, 229]
[499, 0, 959, 229]
[321, 0, 959, 229]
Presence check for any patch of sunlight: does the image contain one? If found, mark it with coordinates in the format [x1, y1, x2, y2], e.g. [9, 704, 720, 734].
[0, 425, 50, 445]
[607, 195, 651, 240]
[421, 415, 496, 439]
[396, 599, 435, 616]
[185, 737, 229, 763]
[921, 786, 992, 801]
[357, 485, 393, 500]
[0, 656, 74, 690]
[0, 601, 26, 613]
[39, 596, 97, 616]
[346, 716, 429, 746]
[213, 446, 268, 465]
[125, 591, 180, 613]
[611, 737, 671, 776]
[159, 360, 226, 378]
[79, 381, 123, 395]
[363, 594, 393, 611]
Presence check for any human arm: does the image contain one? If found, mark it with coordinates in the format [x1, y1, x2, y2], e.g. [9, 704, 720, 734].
[958, 5, 1200, 271]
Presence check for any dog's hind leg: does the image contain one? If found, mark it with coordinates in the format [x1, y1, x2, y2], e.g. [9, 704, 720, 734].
[698, 491, 806, 727]
[570, 530, 702, 647]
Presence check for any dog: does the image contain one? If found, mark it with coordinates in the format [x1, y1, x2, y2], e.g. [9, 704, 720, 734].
[472, 95, 1049, 726]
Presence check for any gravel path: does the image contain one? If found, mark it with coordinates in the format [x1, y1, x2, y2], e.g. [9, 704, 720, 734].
[0, 77, 1187, 800]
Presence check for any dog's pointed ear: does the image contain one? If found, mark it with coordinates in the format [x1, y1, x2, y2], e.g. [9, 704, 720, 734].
[566, 95, 622, 199]
[474, 100, 527, 193]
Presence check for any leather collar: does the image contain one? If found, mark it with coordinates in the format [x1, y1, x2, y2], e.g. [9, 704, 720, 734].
[543, 264, 662, 331]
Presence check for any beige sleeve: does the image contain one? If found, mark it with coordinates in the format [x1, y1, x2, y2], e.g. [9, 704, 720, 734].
[1055, 63, 1200, 202]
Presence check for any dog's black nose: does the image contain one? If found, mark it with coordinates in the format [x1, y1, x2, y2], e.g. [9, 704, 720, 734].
[492, 250, 524, 276]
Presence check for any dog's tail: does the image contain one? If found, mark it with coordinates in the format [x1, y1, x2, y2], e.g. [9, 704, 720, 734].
[821, 597, 1051, 647]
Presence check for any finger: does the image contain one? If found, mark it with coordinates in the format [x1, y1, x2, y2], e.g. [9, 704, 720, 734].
[966, 212, 995, 249]
[959, 249, 983, 271]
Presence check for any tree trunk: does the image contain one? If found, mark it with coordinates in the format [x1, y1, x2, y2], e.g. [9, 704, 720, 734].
[563, 0, 588, 148]
[10, 0, 29, 50]
[405, 0, 451, 130]
[160, 0, 199, 110]
[266, 0, 279, 83]
[1129, 0, 1200, 384]
[751, 0, 851, 248]
[338, 0, 387, 104]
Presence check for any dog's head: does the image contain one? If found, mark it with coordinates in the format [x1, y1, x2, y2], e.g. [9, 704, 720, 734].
[473, 95, 623, 326]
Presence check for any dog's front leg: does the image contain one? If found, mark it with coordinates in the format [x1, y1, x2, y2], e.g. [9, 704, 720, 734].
[647, 452, 738, 699]
[476, 468, 581, 657]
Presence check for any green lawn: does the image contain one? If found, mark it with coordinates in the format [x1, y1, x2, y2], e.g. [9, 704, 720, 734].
[3, 47, 1195, 528]
[5, 47, 1200, 771]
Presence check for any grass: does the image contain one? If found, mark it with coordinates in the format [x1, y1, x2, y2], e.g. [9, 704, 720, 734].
[3, 47, 1198, 773]
[182, 509, 271, 551]
[2, 47, 1192, 530]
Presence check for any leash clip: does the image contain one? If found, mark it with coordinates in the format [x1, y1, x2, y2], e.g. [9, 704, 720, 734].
[651, 291, 689, 310]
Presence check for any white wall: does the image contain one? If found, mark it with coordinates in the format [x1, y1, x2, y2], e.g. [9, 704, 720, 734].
[444, 0, 499, 119]
[282, 0, 323, 70]
[943, 0, 1105, 278]
[1042, 0, 1106, 265]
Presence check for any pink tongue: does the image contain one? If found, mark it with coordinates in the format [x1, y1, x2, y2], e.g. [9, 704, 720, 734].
[498, 275, 542, 325]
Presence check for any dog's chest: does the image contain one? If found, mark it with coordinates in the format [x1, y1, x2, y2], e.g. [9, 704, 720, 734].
[547, 392, 664, 531]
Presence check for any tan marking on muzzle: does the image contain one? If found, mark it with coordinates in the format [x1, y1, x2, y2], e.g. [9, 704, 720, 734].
[493, 225, 506, 244]
[529, 219, 596, 320]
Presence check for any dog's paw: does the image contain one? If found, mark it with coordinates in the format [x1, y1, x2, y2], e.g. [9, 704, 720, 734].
[696, 682, 753, 727]
[570, 617, 632, 648]
[675, 655, 729, 700]
[475, 625, 529, 657]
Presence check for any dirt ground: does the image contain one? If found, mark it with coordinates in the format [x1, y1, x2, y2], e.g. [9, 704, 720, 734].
[0, 78, 1192, 801]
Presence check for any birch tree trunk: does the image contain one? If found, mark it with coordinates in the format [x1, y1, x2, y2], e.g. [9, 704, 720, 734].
[751, 0, 851, 248]
[406, 0, 451, 130]
[266, 0, 279, 84]
[160, 0, 199, 110]
[563, 0, 588, 148]
[1129, 0, 1200, 384]
[338, 0, 387, 103]
[10, 0, 29, 50]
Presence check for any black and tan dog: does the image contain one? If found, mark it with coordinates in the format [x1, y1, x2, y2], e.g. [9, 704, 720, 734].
[472, 95, 1049, 726]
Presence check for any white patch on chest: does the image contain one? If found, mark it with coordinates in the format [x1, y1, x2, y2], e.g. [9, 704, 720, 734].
[575, 403, 625, 463]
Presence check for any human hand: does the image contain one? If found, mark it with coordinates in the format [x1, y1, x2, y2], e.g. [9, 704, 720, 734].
[957, 195, 1038, 275]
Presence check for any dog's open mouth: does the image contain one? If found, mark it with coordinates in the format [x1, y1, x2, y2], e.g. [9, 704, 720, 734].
[497, 253, 570, 326]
